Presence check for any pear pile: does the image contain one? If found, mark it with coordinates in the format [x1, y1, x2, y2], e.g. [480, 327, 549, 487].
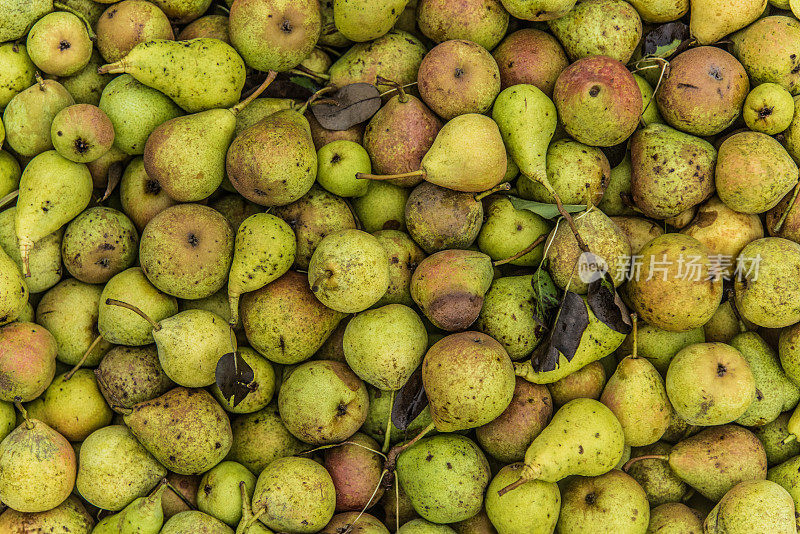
[2, 0, 800, 533]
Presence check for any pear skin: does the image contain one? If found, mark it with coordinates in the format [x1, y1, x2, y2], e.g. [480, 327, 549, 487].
[690, 0, 767, 46]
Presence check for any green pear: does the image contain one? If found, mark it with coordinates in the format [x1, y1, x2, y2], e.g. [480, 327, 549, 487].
[27, 12, 92, 76]
[352, 180, 409, 233]
[197, 461, 256, 527]
[704, 480, 795, 534]
[768, 453, 800, 514]
[556, 469, 649, 534]
[0, 207, 62, 294]
[610, 216, 663, 254]
[690, 0, 767, 45]
[278, 360, 368, 444]
[626, 441, 689, 505]
[405, 182, 483, 254]
[0, 495, 94, 533]
[235, 479, 272, 534]
[754, 412, 800, 465]
[630, 124, 716, 219]
[0, 401, 13, 442]
[373, 230, 425, 307]
[95, 345, 174, 412]
[397, 519, 455, 534]
[211, 194, 262, 233]
[423, 331, 515, 432]
[334, 0, 407, 41]
[233, 97, 295, 136]
[0, 43, 36, 108]
[730, 16, 800, 94]
[308, 229, 390, 313]
[161, 511, 234, 534]
[316, 140, 371, 198]
[617, 322, 705, 375]
[96, 0, 175, 63]
[645, 503, 702, 534]
[499, 0, 576, 20]
[77, 425, 167, 511]
[99, 74, 183, 155]
[396, 434, 490, 523]
[139, 203, 234, 300]
[743, 83, 795, 134]
[492, 84, 556, 184]
[343, 304, 427, 390]
[211, 347, 275, 414]
[477, 197, 549, 267]
[61, 49, 115, 106]
[227, 109, 317, 206]
[228, 213, 295, 325]
[252, 456, 335, 533]
[634, 74, 663, 126]
[410, 249, 493, 331]
[41, 369, 113, 442]
[0, 151, 21, 199]
[2, 78, 74, 157]
[547, 360, 606, 406]
[321, 512, 388, 534]
[0, 419, 76, 513]
[92, 480, 168, 534]
[98, 267, 178, 345]
[0, 246, 27, 326]
[485, 462, 560, 534]
[124, 387, 233, 475]
[780, 323, 800, 387]
[735, 238, 800, 328]
[229, 0, 321, 72]
[119, 157, 177, 230]
[99, 39, 245, 112]
[0, 323, 56, 402]
[475, 275, 548, 360]
[601, 352, 670, 447]
[180, 288, 237, 326]
[226, 402, 309, 474]
[361, 386, 433, 447]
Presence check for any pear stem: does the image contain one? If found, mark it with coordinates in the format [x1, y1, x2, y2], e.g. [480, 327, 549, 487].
[166, 482, 196, 511]
[497, 477, 528, 497]
[382, 390, 395, 454]
[244, 508, 266, 530]
[630, 313, 638, 359]
[474, 182, 511, 201]
[622, 454, 670, 471]
[289, 66, 330, 82]
[100, 162, 123, 202]
[230, 70, 278, 115]
[356, 170, 425, 182]
[533, 175, 590, 253]
[772, 177, 800, 234]
[228, 293, 240, 326]
[395, 478, 401, 532]
[384, 421, 435, 483]
[379, 82, 418, 98]
[782, 434, 797, 445]
[318, 46, 343, 58]
[64, 334, 103, 381]
[14, 402, 34, 429]
[493, 235, 546, 267]
[297, 85, 336, 115]
[0, 190, 18, 209]
[34, 72, 45, 91]
[229, 326, 238, 354]
[97, 60, 127, 75]
[19, 238, 33, 278]
[104, 299, 161, 331]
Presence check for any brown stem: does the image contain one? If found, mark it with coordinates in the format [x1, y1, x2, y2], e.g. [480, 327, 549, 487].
[474, 182, 511, 201]
[64, 335, 103, 380]
[379, 82, 418, 98]
[104, 299, 161, 331]
[14, 402, 34, 429]
[622, 454, 670, 472]
[497, 477, 528, 497]
[291, 66, 330, 81]
[630, 313, 638, 359]
[97, 60, 127, 75]
[384, 422, 435, 483]
[231, 70, 278, 115]
[356, 170, 425, 182]
[166, 482, 196, 511]
[297, 85, 336, 115]
[35, 72, 45, 90]
[493, 235, 546, 267]
[382, 389, 395, 454]
[534, 175, 589, 252]
[0, 190, 18, 209]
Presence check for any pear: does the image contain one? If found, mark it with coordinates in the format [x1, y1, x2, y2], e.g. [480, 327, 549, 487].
[316, 140, 370, 198]
[0, 322, 56, 402]
[211, 194, 262, 233]
[499, 0, 577, 20]
[161, 511, 234, 534]
[373, 230, 425, 307]
[646, 503, 702, 533]
[743, 83, 795, 134]
[361, 386, 433, 447]
[548, 0, 642, 63]
[475, 275, 548, 360]
[630, 124, 716, 219]
[197, 461, 256, 527]
[690, 0, 767, 45]
[92, 480, 167, 534]
[627, 0, 687, 21]
[119, 157, 177, 230]
[417, 0, 508, 51]
[0, 402, 13, 442]
[41, 369, 113, 441]
[0, 419, 76, 513]
[308, 110, 365, 149]
[234, 97, 295, 136]
[0, 0, 49, 43]
[422, 331, 515, 432]
[411, 249, 493, 331]
[96, 0, 175, 63]
[308, 229, 390, 313]
[278, 360, 368, 444]
[143, 74, 277, 203]
[236, 480, 272, 534]
[229, 0, 321, 72]
[626, 442, 689, 505]
[547, 361, 606, 406]
[95, 345, 174, 411]
[227, 109, 317, 206]
[477, 197, 550, 267]
[227, 402, 309, 474]
[343, 304, 427, 391]
[0, 245, 27, 326]
[780, 323, 800, 387]
[273, 185, 356, 269]
[730, 16, 800, 94]
[61, 49, 115, 106]
[553, 56, 641, 147]
[397, 519, 454, 533]
[334, 0, 408, 42]
[178, 14, 230, 41]
[353, 180, 410, 233]
[0, 495, 94, 533]
[396, 434, 490, 523]
[656, 47, 749, 136]
[492, 29, 568, 96]
[492, 84, 556, 183]
[753, 412, 800, 465]
[514, 295, 628, 384]
[517, 139, 610, 206]
[704, 480, 795, 534]
[99, 74, 183, 155]
[252, 456, 335, 533]
[627, 234, 722, 332]
[363, 94, 442, 186]
[617, 322, 705, 375]
[735, 238, 800, 328]
[0, 207, 62, 294]
[484, 462, 560, 534]
[209, 347, 274, 412]
[323, 432, 385, 511]
[50, 104, 115, 164]
[0, 43, 36, 109]
[476, 378, 552, 463]
[99, 39, 245, 112]
[556, 469, 649, 534]
[405, 182, 483, 253]
[139, 203, 234, 300]
[321, 512, 389, 534]
[611, 216, 664, 254]
[0, 151, 21, 199]
[76, 425, 166, 511]
[328, 30, 426, 92]
[716, 132, 797, 214]
[499, 399, 624, 493]
[27, 12, 92, 76]
[162, 473, 200, 519]
[125, 387, 232, 475]
[2, 78, 74, 157]
[228, 213, 295, 325]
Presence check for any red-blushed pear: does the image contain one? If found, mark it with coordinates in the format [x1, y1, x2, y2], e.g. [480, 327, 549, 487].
[0, 322, 56, 403]
[493, 29, 568, 96]
[96, 0, 175, 63]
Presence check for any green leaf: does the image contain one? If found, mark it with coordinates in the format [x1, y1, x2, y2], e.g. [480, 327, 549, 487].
[508, 196, 585, 220]
[289, 75, 320, 93]
[531, 268, 560, 325]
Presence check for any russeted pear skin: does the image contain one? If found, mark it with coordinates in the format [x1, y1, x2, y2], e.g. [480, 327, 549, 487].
[485, 462, 560, 534]
[92, 481, 167, 534]
[2, 79, 74, 157]
[704, 480, 795, 534]
[0, 246, 28, 326]
[690, 0, 767, 46]
[730, 16, 800, 94]
[0, 495, 94, 533]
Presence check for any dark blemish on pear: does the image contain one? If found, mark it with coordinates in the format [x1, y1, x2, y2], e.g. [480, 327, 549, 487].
[59, 40, 71, 51]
